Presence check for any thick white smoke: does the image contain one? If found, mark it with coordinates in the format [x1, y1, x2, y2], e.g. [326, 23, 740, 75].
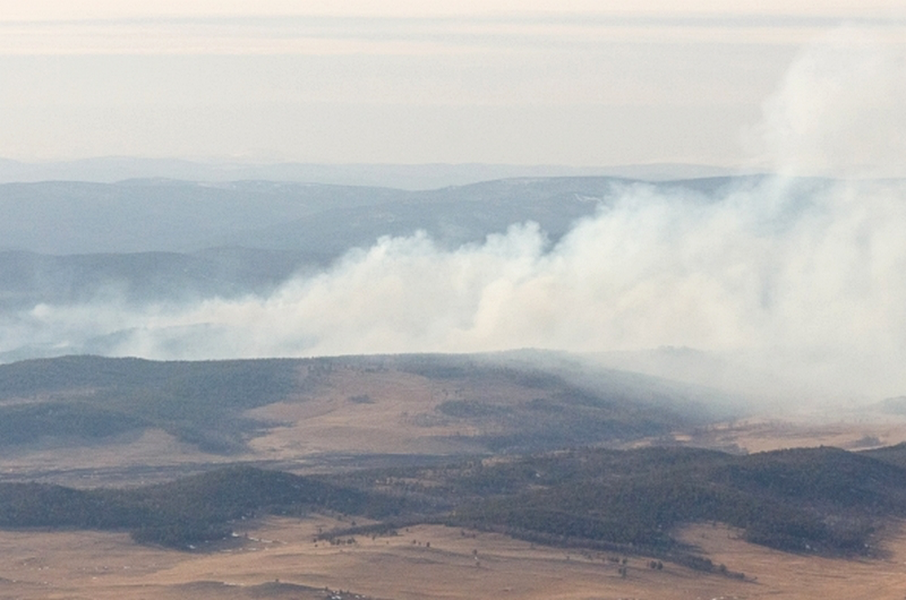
[3, 31, 906, 401]
[754, 28, 906, 178]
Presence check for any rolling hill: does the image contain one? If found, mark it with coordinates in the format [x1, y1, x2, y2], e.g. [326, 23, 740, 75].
[0, 353, 728, 464]
[1, 444, 903, 562]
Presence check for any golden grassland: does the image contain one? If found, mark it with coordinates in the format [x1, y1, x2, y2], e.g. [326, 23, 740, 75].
[4, 515, 906, 599]
[0, 363, 536, 484]
[3, 414, 906, 598]
[682, 413, 906, 454]
[3, 362, 906, 598]
[3, 362, 905, 487]
[246, 365, 491, 457]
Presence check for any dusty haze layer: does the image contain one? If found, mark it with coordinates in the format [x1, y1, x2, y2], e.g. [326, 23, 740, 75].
[1, 32, 905, 404]
[1, 2, 904, 166]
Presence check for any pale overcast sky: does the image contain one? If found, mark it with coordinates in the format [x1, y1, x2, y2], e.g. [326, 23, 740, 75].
[0, 1, 903, 166]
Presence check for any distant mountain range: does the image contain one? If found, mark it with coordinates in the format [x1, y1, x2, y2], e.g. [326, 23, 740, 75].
[0, 175, 758, 255]
[0, 176, 760, 312]
[0, 157, 746, 189]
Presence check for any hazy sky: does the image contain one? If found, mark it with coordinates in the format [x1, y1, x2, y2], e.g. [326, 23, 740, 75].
[1, 1, 903, 166]
[3, 2, 906, 402]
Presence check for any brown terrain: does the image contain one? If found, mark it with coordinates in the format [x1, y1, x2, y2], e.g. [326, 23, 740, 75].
[0, 361, 559, 485]
[4, 514, 906, 599]
[3, 360, 904, 486]
[2, 359, 906, 598]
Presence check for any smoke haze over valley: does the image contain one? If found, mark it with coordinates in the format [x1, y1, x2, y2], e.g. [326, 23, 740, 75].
[7, 8, 906, 600]
[2, 27, 906, 405]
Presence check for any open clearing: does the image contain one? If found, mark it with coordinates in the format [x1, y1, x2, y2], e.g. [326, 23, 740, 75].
[4, 356, 906, 488]
[3, 356, 906, 597]
[683, 411, 906, 454]
[246, 365, 490, 458]
[4, 516, 906, 599]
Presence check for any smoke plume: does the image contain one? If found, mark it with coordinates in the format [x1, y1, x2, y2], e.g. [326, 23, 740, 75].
[3, 31, 905, 402]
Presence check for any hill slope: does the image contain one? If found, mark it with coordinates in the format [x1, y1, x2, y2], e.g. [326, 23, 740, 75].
[1, 444, 904, 560]
[0, 353, 723, 461]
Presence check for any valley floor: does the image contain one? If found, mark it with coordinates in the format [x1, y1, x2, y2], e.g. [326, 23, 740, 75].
[2, 516, 906, 599]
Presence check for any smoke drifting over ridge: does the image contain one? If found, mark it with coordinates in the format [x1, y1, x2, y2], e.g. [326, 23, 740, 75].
[754, 28, 906, 178]
[3, 33, 906, 401]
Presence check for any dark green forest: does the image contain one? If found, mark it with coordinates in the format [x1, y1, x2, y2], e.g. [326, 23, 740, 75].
[1, 354, 898, 568]
[0, 466, 391, 548]
[3, 444, 906, 562]
[0, 356, 299, 453]
[0, 354, 713, 454]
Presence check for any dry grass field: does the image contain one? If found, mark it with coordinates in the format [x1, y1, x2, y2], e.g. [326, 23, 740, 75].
[3, 413, 906, 598]
[6, 360, 902, 485]
[3, 409, 905, 488]
[3, 357, 904, 487]
[4, 357, 906, 598]
[4, 515, 906, 599]
[245, 365, 491, 458]
[682, 411, 906, 454]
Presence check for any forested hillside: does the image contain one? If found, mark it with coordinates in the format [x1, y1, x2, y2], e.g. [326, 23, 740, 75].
[1, 445, 903, 562]
[0, 353, 718, 456]
[0, 356, 298, 453]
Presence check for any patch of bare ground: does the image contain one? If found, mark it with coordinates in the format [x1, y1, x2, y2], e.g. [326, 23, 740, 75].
[676, 521, 906, 600]
[0, 387, 99, 407]
[681, 411, 906, 454]
[246, 365, 540, 458]
[0, 362, 505, 484]
[0, 428, 233, 487]
[10, 515, 906, 599]
[0, 360, 586, 485]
